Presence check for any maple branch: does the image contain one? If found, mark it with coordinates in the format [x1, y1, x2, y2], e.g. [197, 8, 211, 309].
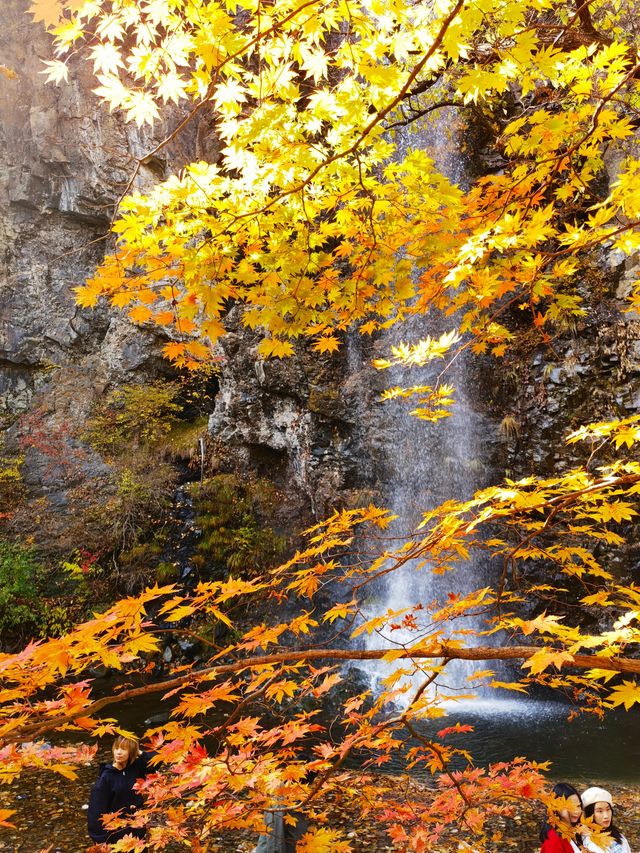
[304, 669, 446, 807]
[497, 471, 640, 600]
[7, 642, 640, 743]
[398, 670, 474, 810]
[385, 99, 463, 130]
[573, 0, 601, 40]
[402, 718, 471, 808]
[302, 716, 399, 807]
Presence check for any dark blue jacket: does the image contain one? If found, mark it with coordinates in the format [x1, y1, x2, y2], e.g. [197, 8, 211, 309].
[87, 753, 152, 843]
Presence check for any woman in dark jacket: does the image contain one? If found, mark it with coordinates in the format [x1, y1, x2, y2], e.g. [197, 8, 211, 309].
[88, 735, 152, 844]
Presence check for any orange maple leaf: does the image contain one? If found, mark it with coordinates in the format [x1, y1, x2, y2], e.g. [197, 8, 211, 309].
[0, 809, 16, 828]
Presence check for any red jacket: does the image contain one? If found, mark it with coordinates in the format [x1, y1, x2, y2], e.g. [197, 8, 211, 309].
[541, 828, 578, 853]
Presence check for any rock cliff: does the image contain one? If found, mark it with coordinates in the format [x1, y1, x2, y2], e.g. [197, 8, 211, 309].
[0, 0, 203, 548]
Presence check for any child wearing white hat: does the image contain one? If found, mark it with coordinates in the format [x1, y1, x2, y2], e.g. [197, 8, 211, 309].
[581, 787, 631, 853]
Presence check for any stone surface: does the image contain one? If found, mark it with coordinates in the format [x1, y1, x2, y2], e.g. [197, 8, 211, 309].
[0, 0, 210, 544]
[207, 318, 380, 523]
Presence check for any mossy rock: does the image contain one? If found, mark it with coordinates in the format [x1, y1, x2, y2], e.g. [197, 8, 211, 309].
[155, 561, 180, 583]
[190, 474, 286, 576]
[307, 385, 341, 416]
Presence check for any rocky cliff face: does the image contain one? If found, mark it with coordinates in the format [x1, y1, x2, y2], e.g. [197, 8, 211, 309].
[0, 0, 205, 547]
[493, 253, 640, 585]
[207, 320, 383, 524]
[1, 0, 179, 404]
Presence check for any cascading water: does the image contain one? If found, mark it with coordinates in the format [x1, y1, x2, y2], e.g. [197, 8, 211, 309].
[357, 107, 500, 696]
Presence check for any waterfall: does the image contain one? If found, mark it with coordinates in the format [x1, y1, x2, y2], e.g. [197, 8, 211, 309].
[357, 107, 498, 697]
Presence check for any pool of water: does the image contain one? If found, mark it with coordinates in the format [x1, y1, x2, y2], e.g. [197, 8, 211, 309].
[411, 698, 640, 783]
[62, 681, 640, 785]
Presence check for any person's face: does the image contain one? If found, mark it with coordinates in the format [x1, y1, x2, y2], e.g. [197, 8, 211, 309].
[559, 794, 582, 826]
[112, 744, 130, 769]
[593, 802, 613, 829]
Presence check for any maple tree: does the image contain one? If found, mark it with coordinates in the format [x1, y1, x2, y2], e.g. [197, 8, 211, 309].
[29, 0, 640, 368]
[3, 0, 640, 849]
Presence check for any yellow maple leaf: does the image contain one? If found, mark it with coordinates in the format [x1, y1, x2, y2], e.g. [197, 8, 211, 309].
[489, 680, 529, 694]
[0, 809, 17, 829]
[322, 599, 357, 624]
[257, 339, 295, 359]
[93, 73, 130, 110]
[153, 310, 176, 325]
[29, 0, 63, 28]
[522, 649, 574, 675]
[74, 284, 100, 308]
[176, 317, 197, 334]
[163, 341, 186, 361]
[40, 59, 69, 84]
[128, 305, 153, 324]
[89, 41, 125, 75]
[185, 340, 212, 360]
[589, 501, 637, 523]
[124, 90, 160, 127]
[297, 827, 352, 852]
[0, 65, 17, 80]
[164, 605, 196, 622]
[156, 71, 187, 105]
[607, 678, 640, 710]
[312, 336, 340, 354]
[50, 763, 78, 781]
[111, 290, 135, 308]
[519, 612, 564, 636]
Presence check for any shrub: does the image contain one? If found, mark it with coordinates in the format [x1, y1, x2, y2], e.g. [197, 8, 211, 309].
[0, 541, 42, 641]
[192, 475, 286, 576]
[85, 381, 184, 455]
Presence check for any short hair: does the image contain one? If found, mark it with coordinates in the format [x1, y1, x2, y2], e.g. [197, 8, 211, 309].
[112, 735, 140, 765]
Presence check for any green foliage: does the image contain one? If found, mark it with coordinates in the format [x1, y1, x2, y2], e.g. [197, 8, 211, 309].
[155, 561, 179, 584]
[37, 603, 74, 639]
[0, 542, 42, 641]
[59, 548, 104, 603]
[118, 536, 166, 590]
[85, 380, 184, 455]
[0, 442, 25, 517]
[104, 472, 173, 588]
[0, 544, 97, 644]
[117, 466, 155, 506]
[83, 382, 188, 580]
[156, 416, 209, 462]
[192, 475, 286, 576]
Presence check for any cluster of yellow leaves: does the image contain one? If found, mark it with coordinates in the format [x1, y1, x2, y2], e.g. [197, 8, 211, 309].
[567, 414, 640, 449]
[27, 0, 638, 365]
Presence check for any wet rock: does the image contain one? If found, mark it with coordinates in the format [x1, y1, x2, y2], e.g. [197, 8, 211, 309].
[208, 319, 379, 522]
[144, 710, 172, 726]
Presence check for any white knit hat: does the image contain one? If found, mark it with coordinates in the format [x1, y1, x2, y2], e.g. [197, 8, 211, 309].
[581, 787, 613, 810]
